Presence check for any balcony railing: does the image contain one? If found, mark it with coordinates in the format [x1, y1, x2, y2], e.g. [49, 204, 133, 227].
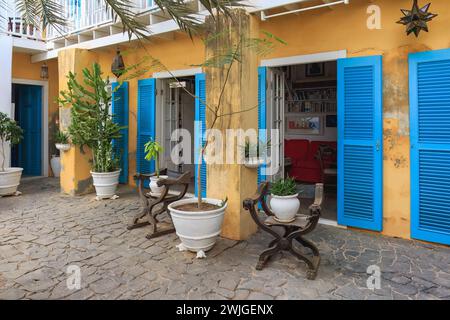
[1, 0, 156, 41]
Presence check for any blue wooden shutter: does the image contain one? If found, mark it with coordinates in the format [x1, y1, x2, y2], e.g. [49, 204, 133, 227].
[410, 48, 450, 245]
[257, 66, 267, 186]
[195, 73, 207, 198]
[112, 81, 129, 184]
[337, 56, 383, 231]
[137, 78, 156, 186]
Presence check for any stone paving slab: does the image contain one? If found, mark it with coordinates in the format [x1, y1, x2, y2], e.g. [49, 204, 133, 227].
[0, 178, 449, 300]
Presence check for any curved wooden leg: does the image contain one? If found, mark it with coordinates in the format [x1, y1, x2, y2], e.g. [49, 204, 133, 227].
[127, 208, 150, 230]
[295, 236, 320, 257]
[289, 245, 320, 280]
[257, 243, 280, 270]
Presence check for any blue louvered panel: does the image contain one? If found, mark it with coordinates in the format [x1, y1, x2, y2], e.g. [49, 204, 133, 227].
[410, 48, 450, 245]
[418, 150, 450, 234]
[112, 82, 129, 183]
[337, 56, 383, 231]
[343, 145, 374, 221]
[343, 66, 374, 140]
[137, 79, 156, 187]
[195, 73, 207, 198]
[257, 66, 267, 186]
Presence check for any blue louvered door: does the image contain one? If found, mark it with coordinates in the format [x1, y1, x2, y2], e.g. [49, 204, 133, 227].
[195, 73, 207, 198]
[14, 85, 42, 176]
[112, 81, 129, 184]
[137, 78, 156, 187]
[337, 56, 383, 231]
[257, 66, 267, 185]
[410, 49, 450, 245]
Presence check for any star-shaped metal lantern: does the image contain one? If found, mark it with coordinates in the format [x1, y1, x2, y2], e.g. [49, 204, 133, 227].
[397, 0, 438, 37]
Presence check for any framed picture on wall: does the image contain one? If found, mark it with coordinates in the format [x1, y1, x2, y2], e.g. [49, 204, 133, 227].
[305, 63, 325, 77]
[286, 116, 322, 135]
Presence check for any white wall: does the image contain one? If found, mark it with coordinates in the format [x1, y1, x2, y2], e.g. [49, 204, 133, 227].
[0, 35, 13, 168]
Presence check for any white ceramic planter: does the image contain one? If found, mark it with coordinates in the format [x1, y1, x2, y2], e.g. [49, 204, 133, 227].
[244, 157, 266, 169]
[91, 170, 121, 199]
[270, 194, 300, 223]
[149, 175, 169, 195]
[50, 155, 61, 177]
[168, 198, 227, 253]
[0, 167, 23, 196]
[55, 143, 70, 152]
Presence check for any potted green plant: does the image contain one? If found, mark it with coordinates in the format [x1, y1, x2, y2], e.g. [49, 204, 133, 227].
[59, 63, 124, 200]
[243, 139, 271, 169]
[144, 138, 168, 195]
[270, 177, 300, 223]
[0, 112, 23, 196]
[54, 130, 70, 152]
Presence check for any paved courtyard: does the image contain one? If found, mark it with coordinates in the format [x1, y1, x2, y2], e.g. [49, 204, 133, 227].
[0, 178, 449, 300]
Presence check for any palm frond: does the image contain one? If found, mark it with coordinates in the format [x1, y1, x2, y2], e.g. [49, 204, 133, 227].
[16, 0, 67, 33]
[102, 0, 148, 39]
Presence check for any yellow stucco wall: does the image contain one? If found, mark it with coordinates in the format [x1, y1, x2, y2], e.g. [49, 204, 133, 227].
[50, 0, 450, 241]
[258, 0, 450, 240]
[11, 52, 59, 176]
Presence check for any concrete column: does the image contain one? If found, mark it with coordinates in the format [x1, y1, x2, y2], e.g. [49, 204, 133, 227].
[205, 11, 259, 240]
[0, 35, 13, 168]
[58, 48, 99, 195]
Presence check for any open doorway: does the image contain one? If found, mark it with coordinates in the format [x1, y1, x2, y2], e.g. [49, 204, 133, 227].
[268, 61, 338, 222]
[159, 76, 196, 194]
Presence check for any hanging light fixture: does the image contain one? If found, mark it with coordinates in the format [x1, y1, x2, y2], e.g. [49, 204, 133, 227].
[111, 48, 125, 78]
[397, 0, 438, 37]
[40, 62, 49, 80]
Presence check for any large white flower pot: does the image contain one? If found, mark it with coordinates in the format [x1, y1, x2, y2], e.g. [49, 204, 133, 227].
[270, 194, 300, 223]
[50, 155, 61, 177]
[0, 167, 23, 196]
[91, 170, 121, 200]
[149, 175, 169, 195]
[168, 198, 227, 253]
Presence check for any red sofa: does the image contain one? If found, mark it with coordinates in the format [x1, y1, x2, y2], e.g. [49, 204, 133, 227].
[285, 139, 337, 183]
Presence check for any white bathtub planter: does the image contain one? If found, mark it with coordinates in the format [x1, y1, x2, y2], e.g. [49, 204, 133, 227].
[0, 168, 23, 197]
[91, 170, 121, 201]
[169, 198, 228, 258]
[244, 157, 265, 169]
[269, 177, 300, 223]
[149, 175, 169, 195]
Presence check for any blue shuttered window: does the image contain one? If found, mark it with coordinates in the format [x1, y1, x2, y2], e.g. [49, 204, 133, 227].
[257, 66, 267, 186]
[410, 48, 450, 245]
[337, 56, 383, 231]
[137, 78, 156, 187]
[112, 81, 129, 184]
[195, 73, 207, 198]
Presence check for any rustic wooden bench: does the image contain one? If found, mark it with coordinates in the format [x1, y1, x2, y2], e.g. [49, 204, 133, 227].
[243, 182, 323, 280]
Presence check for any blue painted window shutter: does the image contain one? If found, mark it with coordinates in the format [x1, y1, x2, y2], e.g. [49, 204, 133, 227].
[337, 56, 383, 231]
[409, 48, 450, 246]
[137, 78, 156, 187]
[257, 66, 267, 186]
[195, 73, 207, 198]
[112, 81, 129, 184]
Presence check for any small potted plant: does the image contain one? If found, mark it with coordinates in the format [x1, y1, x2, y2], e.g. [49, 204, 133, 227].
[59, 63, 123, 200]
[243, 139, 271, 169]
[0, 112, 23, 196]
[54, 130, 70, 152]
[270, 177, 300, 223]
[144, 138, 168, 195]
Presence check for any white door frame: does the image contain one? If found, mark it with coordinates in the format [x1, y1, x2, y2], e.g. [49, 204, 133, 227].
[12, 78, 49, 177]
[260, 50, 347, 228]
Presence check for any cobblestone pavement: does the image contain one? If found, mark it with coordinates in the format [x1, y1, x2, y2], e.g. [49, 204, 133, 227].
[1, 178, 449, 300]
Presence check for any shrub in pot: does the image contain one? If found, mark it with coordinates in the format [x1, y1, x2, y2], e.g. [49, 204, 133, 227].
[0, 112, 23, 196]
[144, 139, 168, 195]
[54, 130, 70, 152]
[243, 139, 271, 169]
[59, 63, 124, 200]
[270, 177, 300, 223]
